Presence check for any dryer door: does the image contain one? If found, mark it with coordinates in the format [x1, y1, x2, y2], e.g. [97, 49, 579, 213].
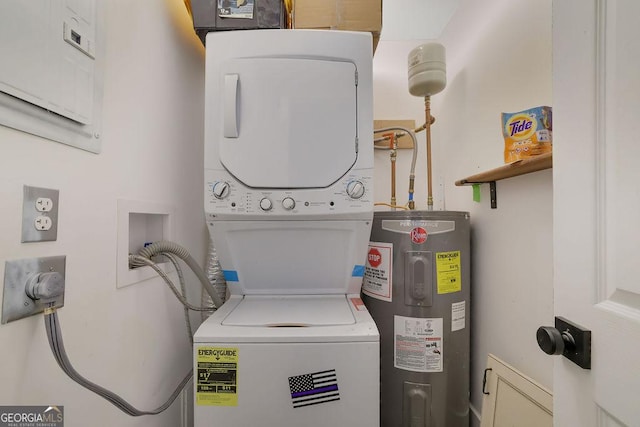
[219, 58, 358, 189]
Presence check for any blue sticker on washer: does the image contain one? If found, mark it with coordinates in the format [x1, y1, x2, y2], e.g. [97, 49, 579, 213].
[352, 265, 365, 277]
[222, 270, 239, 282]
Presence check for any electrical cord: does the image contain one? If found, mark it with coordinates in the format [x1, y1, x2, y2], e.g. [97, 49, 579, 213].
[44, 306, 191, 416]
[42, 240, 221, 416]
[374, 202, 410, 210]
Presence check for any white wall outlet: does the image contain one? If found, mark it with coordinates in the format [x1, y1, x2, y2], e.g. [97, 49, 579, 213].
[35, 197, 54, 212]
[34, 216, 53, 231]
[22, 186, 59, 242]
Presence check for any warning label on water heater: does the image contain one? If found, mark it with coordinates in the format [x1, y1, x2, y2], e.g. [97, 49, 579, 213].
[452, 301, 466, 332]
[394, 316, 443, 373]
[362, 241, 393, 302]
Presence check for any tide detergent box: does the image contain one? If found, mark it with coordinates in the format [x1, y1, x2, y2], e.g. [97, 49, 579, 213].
[502, 106, 552, 163]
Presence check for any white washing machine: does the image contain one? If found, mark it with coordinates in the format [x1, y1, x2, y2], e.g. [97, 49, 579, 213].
[194, 30, 378, 426]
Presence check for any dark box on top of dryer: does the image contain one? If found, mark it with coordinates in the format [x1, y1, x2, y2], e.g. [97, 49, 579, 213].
[191, 0, 287, 45]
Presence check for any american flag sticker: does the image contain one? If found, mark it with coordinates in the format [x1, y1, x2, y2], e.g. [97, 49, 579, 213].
[288, 369, 340, 408]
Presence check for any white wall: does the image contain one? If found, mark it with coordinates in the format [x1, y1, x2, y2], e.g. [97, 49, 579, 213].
[373, 0, 553, 423]
[381, 0, 460, 41]
[0, 1, 206, 426]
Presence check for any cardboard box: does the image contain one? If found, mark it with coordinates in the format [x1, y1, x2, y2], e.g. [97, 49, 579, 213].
[293, 0, 382, 52]
[191, 0, 286, 45]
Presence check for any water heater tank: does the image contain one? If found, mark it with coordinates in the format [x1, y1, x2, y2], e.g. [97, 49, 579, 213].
[362, 210, 470, 427]
[408, 43, 446, 97]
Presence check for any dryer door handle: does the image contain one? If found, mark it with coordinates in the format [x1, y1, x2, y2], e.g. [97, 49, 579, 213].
[224, 74, 239, 138]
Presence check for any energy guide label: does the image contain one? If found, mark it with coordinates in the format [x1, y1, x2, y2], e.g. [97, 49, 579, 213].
[394, 316, 443, 373]
[196, 347, 238, 406]
[436, 251, 461, 294]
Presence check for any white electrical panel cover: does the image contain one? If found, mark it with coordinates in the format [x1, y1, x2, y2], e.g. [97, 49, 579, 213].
[0, 0, 102, 152]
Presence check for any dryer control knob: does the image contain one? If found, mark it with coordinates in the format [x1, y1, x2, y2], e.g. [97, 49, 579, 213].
[346, 180, 365, 199]
[282, 197, 296, 210]
[212, 181, 230, 199]
[260, 197, 273, 211]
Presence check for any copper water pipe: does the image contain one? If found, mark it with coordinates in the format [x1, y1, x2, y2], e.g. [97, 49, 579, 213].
[383, 132, 397, 209]
[414, 116, 435, 134]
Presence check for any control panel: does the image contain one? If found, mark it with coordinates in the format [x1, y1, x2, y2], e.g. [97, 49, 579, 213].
[205, 169, 373, 218]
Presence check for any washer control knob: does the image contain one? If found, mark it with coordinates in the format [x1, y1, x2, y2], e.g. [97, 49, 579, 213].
[346, 180, 366, 199]
[259, 197, 273, 211]
[212, 181, 230, 200]
[282, 197, 296, 210]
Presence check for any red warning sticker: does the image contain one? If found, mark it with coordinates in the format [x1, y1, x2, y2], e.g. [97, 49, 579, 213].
[362, 241, 393, 302]
[368, 248, 382, 268]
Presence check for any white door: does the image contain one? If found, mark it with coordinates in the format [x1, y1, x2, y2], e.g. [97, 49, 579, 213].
[553, 1, 640, 426]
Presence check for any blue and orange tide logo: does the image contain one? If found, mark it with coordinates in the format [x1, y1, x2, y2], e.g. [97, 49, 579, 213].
[505, 114, 537, 139]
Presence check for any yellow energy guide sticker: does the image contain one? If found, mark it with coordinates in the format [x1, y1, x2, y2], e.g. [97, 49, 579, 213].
[436, 251, 461, 294]
[196, 347, 238, 406]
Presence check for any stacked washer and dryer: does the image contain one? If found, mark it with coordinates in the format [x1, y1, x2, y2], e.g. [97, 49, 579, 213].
[194, 30, 379, 426]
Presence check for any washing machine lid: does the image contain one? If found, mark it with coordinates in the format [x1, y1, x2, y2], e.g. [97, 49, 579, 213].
[218, 57, 358, 189]
[222, 295, 355, 327]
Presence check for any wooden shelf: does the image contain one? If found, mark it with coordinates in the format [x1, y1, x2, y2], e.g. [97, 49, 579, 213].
[455, 152, 552, 208]
[455, 152, 552, 186]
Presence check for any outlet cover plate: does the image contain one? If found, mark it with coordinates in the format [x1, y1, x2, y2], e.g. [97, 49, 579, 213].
[2, 256, 66, 324]
[22, 185, 60, 242]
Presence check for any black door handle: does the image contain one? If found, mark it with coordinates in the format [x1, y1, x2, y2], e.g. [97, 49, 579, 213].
[536, 316, 591, 370]
[537, 326, 574, 355]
